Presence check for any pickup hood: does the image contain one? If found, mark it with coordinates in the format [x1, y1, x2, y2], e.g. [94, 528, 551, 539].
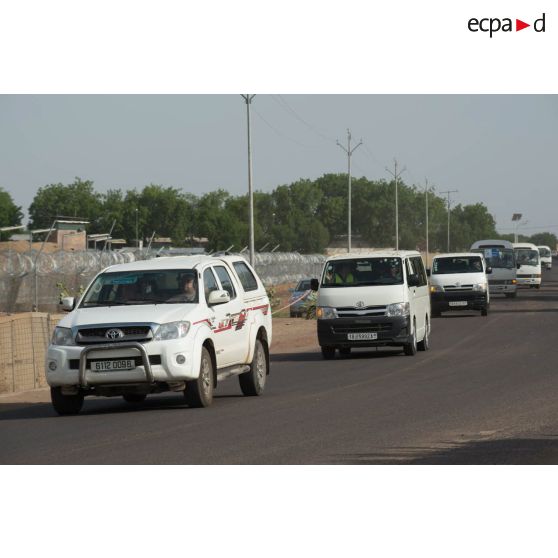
[318, 285, 405, 308]
[57, 304, 196, 329]
[430, 272, 486, 287]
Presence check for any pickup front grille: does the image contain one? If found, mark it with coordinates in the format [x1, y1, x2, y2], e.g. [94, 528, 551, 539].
[76, 325, 153, 345]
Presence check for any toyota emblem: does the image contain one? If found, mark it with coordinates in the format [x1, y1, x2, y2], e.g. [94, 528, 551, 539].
[105, 328, 124, 340]
[355, 301, 365, 308]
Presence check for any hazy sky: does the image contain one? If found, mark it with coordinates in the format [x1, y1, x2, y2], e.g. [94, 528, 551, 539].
[1, 95, 556, 235]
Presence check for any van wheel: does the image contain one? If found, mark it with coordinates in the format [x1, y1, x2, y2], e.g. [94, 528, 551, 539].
[431, 306, 441, 318]
[239, 339, 267, 396]
[505, 292, 517, 299]
[535, 285, 541, 290]
[403, 320, 417, 356]
[339, 347, 351, 356]
[184, 347, 214, 408]
[481, 307, 488, 317]
[123, 393, 147, 403]
[417, 318, 430, 351]
[51, 387, 84, 416]
[321, 346, 336, 360]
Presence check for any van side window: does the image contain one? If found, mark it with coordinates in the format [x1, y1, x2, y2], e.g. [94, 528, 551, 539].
[214, 266, 237, 300]
[411, 257, 428, 286]
[233, 261, 258, 291]
[203, 268, 220, 302]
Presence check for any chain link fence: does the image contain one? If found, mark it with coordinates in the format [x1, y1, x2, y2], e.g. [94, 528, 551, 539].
[0, 249, 326, 313]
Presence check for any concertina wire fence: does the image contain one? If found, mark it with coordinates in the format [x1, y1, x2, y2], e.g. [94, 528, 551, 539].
[0, 249, 327, 314]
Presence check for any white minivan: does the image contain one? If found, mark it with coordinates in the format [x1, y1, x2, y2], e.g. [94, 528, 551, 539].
[537, 245, 552, 271]
[310, 251, 430, 359]
[513, 242, 542, 289]
[428, 253, 490, 317]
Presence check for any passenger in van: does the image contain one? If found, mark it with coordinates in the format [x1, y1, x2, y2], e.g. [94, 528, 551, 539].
[334, 262, 356, 284]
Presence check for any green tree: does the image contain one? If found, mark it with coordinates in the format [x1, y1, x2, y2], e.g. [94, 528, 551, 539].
[0, 187, 23, 228]
[529, 232, 557, 248]
[28, 178, 102, 230]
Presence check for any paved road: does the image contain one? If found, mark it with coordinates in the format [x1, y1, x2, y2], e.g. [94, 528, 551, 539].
[2, 268, 558, 464]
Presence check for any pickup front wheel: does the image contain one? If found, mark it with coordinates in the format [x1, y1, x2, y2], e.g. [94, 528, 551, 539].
[185, 347, 214, 408]
[51, 387, 84, 416]
[239, 339, 267, 396]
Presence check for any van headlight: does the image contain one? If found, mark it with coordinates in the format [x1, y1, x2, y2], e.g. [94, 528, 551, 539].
[473, 283, 487, 292]
[430, 285, 442, 293]
[51, 327, 76, 346]
[153, 321, 191, 340]
[386, 302, 410, 317]
[316, 307, 338, 319]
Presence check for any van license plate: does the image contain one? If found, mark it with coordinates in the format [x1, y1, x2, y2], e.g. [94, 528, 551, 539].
[348, 332, 378, 340]
[449, 301, 468, 307]
[92, 359, 135, 371]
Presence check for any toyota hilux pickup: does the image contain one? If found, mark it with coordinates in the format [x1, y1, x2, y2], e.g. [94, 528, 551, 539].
[46, 255, 271, 415]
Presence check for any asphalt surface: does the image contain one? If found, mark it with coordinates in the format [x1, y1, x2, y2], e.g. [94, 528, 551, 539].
[3, 267, 558, 464]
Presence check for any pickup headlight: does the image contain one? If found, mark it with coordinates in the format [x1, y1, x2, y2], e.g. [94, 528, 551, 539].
[473, 283, 487, 292]
[316, 306, 338, 319]
[386, 302, 410, 317]
[153, 321, 191, 341]
[51, 327, 76, 346]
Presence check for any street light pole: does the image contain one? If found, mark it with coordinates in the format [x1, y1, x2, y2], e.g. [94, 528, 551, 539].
[440, 190, 458, 251]
[135, 208, 139, 249]
[385, 159, 406, 251]
[425, 178, 429, 268]
[241, 94, 256, 266]
[337, 130, 362, 253]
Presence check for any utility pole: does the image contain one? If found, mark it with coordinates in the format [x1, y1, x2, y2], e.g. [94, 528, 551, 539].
[425, 178, 429, 268]
[385, 159, 406, 251]
[440, 190, 458, 251]
[241, 94, 256, 266]
[135, 208, 139, 249]
[337, 129, 362, 253]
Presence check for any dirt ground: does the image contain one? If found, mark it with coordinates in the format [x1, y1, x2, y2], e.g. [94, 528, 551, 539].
[0, 315, 317, 404]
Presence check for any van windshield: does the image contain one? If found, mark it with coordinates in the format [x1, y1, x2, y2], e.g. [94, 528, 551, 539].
[538, 247, 551, 257]
[433, 256, 483, 275]
[514, 249, 539, 266]
[80, 269, 199, 307]
[321, 257, 403, 287]
[472, 247, 515, 269]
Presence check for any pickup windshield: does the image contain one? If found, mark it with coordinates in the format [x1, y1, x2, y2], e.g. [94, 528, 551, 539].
[80, 269, 199, 307]
[432, 256, 483, 275]
[321, 257, 403, 287]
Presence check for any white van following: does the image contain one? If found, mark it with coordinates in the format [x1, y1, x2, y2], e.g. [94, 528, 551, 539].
[470, 239, 517, 298]
[310, 251, 430, 359]
[537, 245, 552, 270]
[428, 253, 490, 317]
[513, 242, 542, 289]
[46, 255, 272, 415]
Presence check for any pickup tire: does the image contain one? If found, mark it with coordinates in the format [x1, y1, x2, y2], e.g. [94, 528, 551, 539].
[239, 339, 267, 396]
[51, 387, 84, 416]
[185, 347, 214, 408]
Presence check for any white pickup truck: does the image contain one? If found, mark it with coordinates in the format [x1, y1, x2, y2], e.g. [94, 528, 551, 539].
[46, 255, 272, 415]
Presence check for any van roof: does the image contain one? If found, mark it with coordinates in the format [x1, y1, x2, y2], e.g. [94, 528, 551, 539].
[325, 250, 421, 261]
[103, 254, 250, 273]
[513, 242, 539, 249]
[433, 252, 484, 259]
[471, 239, 514, 249]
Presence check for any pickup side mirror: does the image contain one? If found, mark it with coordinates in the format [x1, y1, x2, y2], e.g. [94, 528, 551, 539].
[426, 268, 431, 277]
[208, 289, 230, 305]
[310, 278, 319, 291]
[408, 274, 420, 288]
[486, 267, 492, 274]
[61, 296, 75, 312]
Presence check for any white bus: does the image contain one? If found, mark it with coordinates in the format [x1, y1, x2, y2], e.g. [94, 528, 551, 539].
[513, 242, 542, 289]
[470, 239, 517, 298]
[537, 245, 552, 271]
